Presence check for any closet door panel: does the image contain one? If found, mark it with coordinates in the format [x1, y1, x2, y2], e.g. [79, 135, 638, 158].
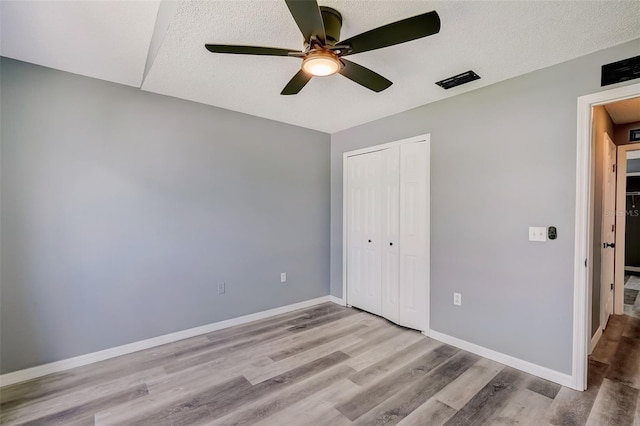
[380, 146, 400, 323]
[399, 141, 429, 331]
[347, 151, 383, 314]
[346, 154, 367, 310]
[362, 151, 383, 314]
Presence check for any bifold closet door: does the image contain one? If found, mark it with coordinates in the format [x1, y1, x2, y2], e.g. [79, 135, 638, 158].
[398, 141, 429, 331]
[346, 150, 383, 315]
[346, 141, 429, 331]
[380, 146, 400, 324]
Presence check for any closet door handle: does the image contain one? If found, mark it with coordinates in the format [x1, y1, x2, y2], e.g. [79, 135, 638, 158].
[368, 239, 372, 243]
[389, 242, 393, 246]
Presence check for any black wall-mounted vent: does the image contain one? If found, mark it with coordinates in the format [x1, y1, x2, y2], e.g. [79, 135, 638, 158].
[435, 70, 480, 90]
[601, 55, 640, 87]
[631, 129, 640, 142]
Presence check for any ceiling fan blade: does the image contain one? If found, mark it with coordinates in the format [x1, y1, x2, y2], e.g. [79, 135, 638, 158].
[338, 11, 440, 56]
[339, 59, 392, 92]
[205, 45, 302, 56]
[281, 69, 313, 95]
[284, 0, 326, 43]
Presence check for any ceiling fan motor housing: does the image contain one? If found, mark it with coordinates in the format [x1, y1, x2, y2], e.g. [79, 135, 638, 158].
[319, 7, 342, 46]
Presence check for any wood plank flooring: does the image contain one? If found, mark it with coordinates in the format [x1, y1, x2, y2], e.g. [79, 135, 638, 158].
[1, 303, 639, 425]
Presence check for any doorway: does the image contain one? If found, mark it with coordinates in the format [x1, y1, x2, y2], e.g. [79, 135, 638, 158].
[590, 98, 640, 349]
[574, 83, 640, 391]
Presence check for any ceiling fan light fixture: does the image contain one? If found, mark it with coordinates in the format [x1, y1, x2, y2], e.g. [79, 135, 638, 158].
[301, 52, 342, 77]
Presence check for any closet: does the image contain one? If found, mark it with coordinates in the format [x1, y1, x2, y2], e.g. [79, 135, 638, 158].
[344, 136, 430, 332]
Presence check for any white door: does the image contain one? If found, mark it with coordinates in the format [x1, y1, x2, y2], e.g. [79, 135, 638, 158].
[347, 151, 383, 314]
[380, 147, 400, 323]
[398, 141, 429, 331]
[601, 134, 616, 329]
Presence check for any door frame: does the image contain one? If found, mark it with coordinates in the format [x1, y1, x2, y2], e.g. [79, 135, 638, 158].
[573, 82, 640, 391]
[342, 133, 431, 333]
[615, 144, 640, 313]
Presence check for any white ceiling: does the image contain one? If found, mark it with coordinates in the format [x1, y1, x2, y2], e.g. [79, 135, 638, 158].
[0, 0, 160, 87]
[2, 1, 640, 133]
[605, 97, 640, 125]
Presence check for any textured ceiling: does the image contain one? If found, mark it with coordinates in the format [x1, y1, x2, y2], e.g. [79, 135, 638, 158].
[2, 1, 640, 133]
[605, 97, 640, 125]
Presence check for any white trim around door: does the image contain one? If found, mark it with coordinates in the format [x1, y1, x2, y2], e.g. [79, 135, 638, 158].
[573, 82, 640, 391]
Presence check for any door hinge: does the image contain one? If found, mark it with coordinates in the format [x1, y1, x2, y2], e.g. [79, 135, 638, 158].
[612, 224, 615, 233]
[585, 258, 588, 268]
[611, 283, 614, 290]
[613, 164, 617, 173]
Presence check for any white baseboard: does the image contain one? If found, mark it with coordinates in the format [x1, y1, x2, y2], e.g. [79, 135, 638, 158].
[328, 295, 346, 306]
[589, 327, 603, 355]
[0, 295, 332, 388]
[625, 266, 640, 273]
[428, 329, 575, 389]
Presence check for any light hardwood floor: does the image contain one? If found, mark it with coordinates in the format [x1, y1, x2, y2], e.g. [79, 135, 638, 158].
[1, 303, 639, 425]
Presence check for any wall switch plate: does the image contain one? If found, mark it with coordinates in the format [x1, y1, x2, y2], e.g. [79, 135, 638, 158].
[529, 227, 547, 242]
[453, 292, 462, 306]
[280, 272, 287, 283]
[217, 282, 225, 294]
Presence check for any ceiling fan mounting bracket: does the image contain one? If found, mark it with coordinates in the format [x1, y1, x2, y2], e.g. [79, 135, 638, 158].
[328, 45, 353, 56]
[318, 6, 343, 46]
[304, 35, 324, 52]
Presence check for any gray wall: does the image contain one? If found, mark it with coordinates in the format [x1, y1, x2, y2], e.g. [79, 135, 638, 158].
[0, 58, 330, 374]
[331, 39, 640, 375]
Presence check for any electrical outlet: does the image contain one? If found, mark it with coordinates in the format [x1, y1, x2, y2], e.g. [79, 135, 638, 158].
[217, 282, 225, 294]
[453, 292, 462, 306]
[280, 272, 287, 283]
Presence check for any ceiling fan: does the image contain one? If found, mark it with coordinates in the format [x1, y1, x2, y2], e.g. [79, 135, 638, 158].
[205, 0, 440, 95]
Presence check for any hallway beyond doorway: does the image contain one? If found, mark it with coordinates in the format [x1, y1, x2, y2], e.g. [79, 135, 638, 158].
[625, 275, 640, 319]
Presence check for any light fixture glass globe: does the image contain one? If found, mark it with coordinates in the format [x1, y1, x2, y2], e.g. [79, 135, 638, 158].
[302, 52, 341, 77]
